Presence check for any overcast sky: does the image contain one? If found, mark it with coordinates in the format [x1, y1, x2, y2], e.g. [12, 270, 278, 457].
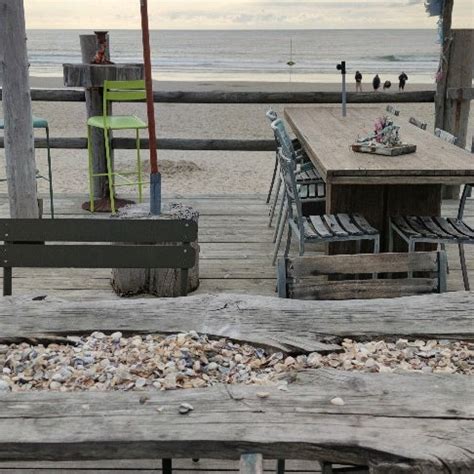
[24, 0, 472, 30]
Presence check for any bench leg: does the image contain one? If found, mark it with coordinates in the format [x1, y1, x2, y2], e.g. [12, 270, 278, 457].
[276, 459, 285, 473]
[3, 267, 12, 296]
[162, 458, 172, 474]
[180, 268, 189, 296]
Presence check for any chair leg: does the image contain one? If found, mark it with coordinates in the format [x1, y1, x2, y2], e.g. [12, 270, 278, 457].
[273, 193, 286, 243]
[459, 243, 470, 291]
[104, 128, 116, 214]
[266, 155, 279, 204]
[408, 240, 415, 278]
[284, 224, 292, 258]
[276, 459, 285, 474]
[441, 243, 449, 274]
[87, 126, 95, 213]
[136, 129, 143, 203]
[45, 127, 54, 219]
[268, 175, 282, 226]
[272, 202, 289, 266]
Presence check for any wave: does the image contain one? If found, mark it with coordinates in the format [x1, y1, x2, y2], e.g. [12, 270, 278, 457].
[375, 54, 436, 63]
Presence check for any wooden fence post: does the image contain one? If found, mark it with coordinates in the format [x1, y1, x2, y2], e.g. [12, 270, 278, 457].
[0, 0, 39, 218]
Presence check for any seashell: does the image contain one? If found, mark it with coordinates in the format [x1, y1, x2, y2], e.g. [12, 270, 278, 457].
[330, 397, 345, 406]
[256, 391, 270, 399]
[179, 402, 194, 414]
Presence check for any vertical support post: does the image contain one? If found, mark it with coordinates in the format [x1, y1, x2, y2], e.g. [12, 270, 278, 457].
[240, 453, 263, 474]
[0, 0, 39, 218]
[3, 267, 12, 297]
[442, 30, 474, 150]
[80, 34, 112, 199]
[276, 459, 286, 474]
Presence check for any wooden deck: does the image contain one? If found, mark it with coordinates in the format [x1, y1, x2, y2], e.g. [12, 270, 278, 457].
[0, 193, 474, 298]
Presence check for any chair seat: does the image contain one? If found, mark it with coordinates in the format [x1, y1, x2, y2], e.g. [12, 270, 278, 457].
[301, 213, 379, 240]
[392, 216, 474, 242]
[0, 116, 48, 130]
[87, 115, 147, 130]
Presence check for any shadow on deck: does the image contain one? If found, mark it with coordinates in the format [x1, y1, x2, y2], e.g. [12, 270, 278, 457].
[0, 193, 472, 299]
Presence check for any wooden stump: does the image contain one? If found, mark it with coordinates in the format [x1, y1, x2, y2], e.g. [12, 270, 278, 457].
[111, 203, 199, 297]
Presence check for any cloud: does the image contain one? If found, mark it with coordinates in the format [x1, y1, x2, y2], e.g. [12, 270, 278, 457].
[24, 0, 438, 29]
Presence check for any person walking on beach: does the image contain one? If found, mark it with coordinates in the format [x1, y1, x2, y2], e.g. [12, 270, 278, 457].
[372, 74, 381, 91]
[355, 71, 363, 92]
[398, 72, 408, 91]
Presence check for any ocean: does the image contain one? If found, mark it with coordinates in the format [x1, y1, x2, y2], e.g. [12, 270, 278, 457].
[27, 29, 440, 84]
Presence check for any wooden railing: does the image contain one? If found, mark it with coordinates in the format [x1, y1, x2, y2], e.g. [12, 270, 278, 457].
[0, 88, 438, 152]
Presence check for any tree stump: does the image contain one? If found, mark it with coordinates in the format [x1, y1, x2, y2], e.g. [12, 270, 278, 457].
[111, 203, 199, 297]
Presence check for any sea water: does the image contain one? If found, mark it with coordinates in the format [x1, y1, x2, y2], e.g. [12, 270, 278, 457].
[27, 29, 440, 84]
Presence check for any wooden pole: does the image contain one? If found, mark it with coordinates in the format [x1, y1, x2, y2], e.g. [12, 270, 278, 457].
[0, 0, 39, 218]
[80, 34, 111, 199]
[441, 29, 474, 150]
[435, 0, 454, 131]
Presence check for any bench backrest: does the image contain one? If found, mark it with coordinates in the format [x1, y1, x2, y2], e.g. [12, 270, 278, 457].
[278, 251, 447, 300]
[0, 219, 198, 296]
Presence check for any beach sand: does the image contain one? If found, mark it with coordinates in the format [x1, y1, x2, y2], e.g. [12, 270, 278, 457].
[0, 78, 472, 197]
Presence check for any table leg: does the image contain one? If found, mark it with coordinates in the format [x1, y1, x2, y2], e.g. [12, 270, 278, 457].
[326, 183, 442, 253]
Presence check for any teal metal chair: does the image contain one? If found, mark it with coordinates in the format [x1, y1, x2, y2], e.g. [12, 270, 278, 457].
[87, 80, 148, 214]
[0, 116, 54, 218]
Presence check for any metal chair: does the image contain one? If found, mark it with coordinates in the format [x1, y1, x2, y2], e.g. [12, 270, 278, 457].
[265, 110, 310, 205]
[390, 184, 473, 291]
[408, 117, 428, 130]
[435, 128, 457, 144]
[269, 119, 325, 234]
[386, 105, 400, 116]
[87, 80, 148, 214]
[273, 148, 379, 265]
[0, 116, 54, 218]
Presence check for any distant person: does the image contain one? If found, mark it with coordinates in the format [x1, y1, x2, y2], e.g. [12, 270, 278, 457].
[383, 80, 392, 91]
[372, 74, 381, 91]
[355, 71, 363, 92]
[399, 72, 408, 91]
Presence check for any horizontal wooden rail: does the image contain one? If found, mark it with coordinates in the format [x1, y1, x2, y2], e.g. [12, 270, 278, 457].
[0, 88, 436, 104]
[0, 137, 275, 152]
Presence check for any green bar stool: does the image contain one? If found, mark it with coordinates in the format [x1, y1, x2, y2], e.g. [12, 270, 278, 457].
[0, 116, 55, 218]
[87, 80, 148, 214]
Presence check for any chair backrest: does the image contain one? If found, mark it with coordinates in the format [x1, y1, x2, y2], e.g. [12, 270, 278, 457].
[0, 218, 198, 296]
[277, 148, 305, 229]
[386, 105, 400, 116]
[271, 119, 297, 158]
[266, 109, 278, 123]
[434, 128, 458, 145]
[278, 251, 447, 300]
[408, 117, 427, 130]
[103, 80, 146, 115]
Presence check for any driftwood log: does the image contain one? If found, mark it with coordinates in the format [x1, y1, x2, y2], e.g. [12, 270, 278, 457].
[111, 204, 200, 297]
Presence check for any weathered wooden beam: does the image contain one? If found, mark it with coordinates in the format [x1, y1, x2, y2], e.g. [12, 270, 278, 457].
[0, 369, 471, 471]
[0, 137, 275, 152]
[0, 89, 436, 104]
[1, 292, 474, 347]
[0, 0, 39, 218]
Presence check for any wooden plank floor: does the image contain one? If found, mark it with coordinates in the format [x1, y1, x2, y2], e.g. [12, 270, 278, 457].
[0, 193, 474, 299]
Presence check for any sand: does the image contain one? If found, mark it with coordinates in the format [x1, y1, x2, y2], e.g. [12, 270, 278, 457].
[0, 78, 472, 197]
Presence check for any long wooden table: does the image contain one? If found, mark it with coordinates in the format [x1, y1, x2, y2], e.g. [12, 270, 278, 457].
[285, 106, 474, 251]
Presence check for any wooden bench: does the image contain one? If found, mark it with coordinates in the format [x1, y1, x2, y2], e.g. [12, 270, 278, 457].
[0, 218, 198, 297]
[277, 251, 447, 299]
